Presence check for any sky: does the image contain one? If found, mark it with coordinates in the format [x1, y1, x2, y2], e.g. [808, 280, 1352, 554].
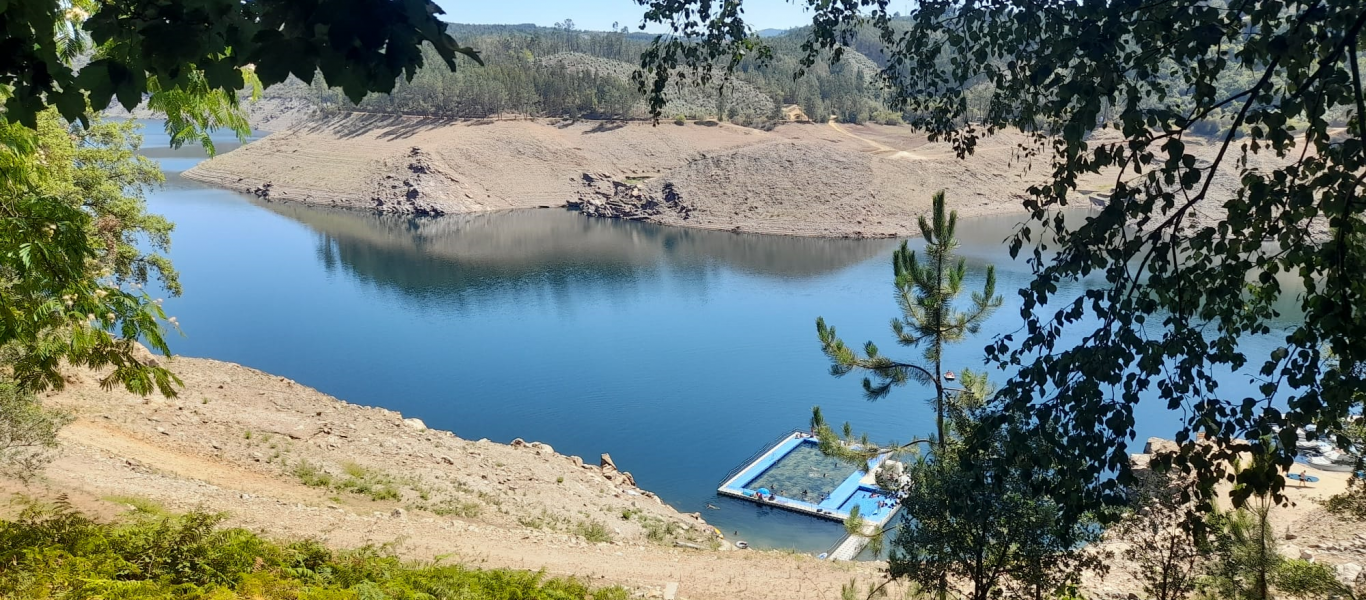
[435, 0, 914, 33]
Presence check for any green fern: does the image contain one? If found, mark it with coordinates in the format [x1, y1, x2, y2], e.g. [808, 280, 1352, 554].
[0, 499, 627, 599]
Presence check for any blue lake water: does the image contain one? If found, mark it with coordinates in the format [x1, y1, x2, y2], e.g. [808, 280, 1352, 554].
[133, 120, 1300, 555]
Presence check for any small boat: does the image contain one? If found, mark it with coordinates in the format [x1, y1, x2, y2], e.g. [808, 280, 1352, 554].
[735, 540, 749, 549]
[1297, 439, 1331, 453]
[1307, 450, 1359, 472]
[944, 371, 956, 381]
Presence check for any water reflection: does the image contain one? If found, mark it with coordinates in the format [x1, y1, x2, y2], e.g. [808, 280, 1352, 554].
[254, 200, 898, 307]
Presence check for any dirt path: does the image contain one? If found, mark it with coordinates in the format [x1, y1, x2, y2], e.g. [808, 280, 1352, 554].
[826, 118, 925, 160]
[9, 356, 896, 600]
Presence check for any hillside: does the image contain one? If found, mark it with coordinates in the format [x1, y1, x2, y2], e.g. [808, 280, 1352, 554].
[13, 354, 1366, 600]
[183, 114, 766, 215]
[539, 52, 776, 119]
[273, 23, 892, 125]
[184, 109, 1306, 239]
[184, 113, 1082, 237]
[5, 354, 895, 600]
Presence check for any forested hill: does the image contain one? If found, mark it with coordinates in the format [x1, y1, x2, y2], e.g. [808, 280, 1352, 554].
[266, 20, 1360, 136]
[276, 22, 902, 127]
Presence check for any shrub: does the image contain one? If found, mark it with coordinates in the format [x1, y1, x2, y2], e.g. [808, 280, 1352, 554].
[1273, 559, 1350, 598]
[293, 460, 335, 488]
[423, 499, 482, 518]
[872, 110, 904, 126]
[1188, 118, 1222, 137]
[575, 520, 612, 543]
[293, 460, 401, 501]
[641, 518, 675, 544]
[0, 380, 72, 480]
[0, 499, 626, 599]
[518, 509, 568, 530]
[102, 495, 166, 516]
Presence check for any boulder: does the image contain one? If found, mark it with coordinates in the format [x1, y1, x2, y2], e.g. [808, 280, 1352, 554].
[403, 418, 427, 431]
[1301, 549, 1316, 562]
[511, 438, 527, 447]
[620, 470, 637, 487]
[130, 342, 162, 368]
[600, 453, 617, 470]
[1143, 437, 1180, 455]
[1337, 562, 1363, 586]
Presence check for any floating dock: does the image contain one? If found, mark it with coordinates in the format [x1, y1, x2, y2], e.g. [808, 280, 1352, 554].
[717, 431, 899, 527]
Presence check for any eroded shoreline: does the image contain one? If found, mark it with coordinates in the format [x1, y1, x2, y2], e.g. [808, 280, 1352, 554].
[182, 113, 1068, 239]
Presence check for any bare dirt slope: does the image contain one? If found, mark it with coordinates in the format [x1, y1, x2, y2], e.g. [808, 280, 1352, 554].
[184, 114, 767, 216]
[7, 356, 893, 600]
[573, 123, 1071, 237]
[184, 112, 1312, 239]
[183, 114, 1073, 237]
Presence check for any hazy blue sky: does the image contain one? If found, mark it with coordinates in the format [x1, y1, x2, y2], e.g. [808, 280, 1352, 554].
[435, 0, 914, 33]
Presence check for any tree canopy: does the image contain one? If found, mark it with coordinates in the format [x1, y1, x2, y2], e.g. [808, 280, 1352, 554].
[1, 0, 481, 130]
[632, 0, 1366, 516]
[0, 0, 484, 398]
[817, 191, 1001, 445]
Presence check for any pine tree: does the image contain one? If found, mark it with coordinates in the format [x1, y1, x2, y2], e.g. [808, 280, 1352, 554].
[816, 190, 1002, 444]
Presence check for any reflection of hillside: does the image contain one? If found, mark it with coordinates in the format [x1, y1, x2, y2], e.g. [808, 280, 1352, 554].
[255, 202, 896, 291]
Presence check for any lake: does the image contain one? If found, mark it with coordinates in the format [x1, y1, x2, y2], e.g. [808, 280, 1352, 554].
[136, 120, 1297, 554]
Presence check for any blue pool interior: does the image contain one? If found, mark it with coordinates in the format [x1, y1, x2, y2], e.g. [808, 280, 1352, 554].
[745, 441, 850, 502]
[836, 487, 896, 523]
[718, 433, 895, 525]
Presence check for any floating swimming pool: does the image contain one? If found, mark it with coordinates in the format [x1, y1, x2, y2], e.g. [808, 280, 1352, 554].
[745, 442, 849, 504]
[716, 431, 898, 527]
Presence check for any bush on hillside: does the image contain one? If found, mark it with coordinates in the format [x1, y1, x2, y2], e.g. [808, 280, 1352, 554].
[0, 498, 629, 600]
[0, 380, 72, 481]
[872, 110, 904, 126]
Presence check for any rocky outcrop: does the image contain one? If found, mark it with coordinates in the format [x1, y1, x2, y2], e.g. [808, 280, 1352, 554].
[366, 147, 469, 216]
[597, 452, 637, 487]
[568, 173, 693, 222]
